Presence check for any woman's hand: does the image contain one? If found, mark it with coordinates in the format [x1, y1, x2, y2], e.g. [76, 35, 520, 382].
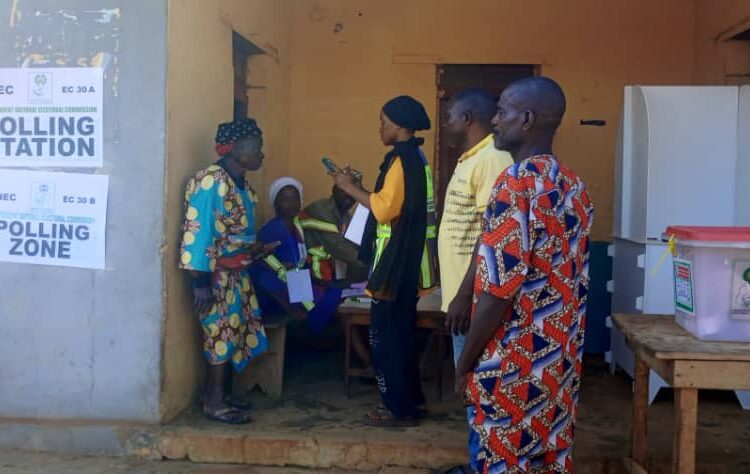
[249, 241, 281, 260]
[192, 285, 214, 316]
[330, 166, 360, 194]
[190, 272, 214, 316]
[329, 166, 371, 210]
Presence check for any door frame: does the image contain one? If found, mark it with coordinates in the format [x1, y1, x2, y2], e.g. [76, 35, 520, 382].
[433, 63, 539, 220]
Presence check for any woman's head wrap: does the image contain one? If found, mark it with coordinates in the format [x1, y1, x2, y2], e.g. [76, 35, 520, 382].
[269, 177, 303, 207]
[215, 118, 263, 156]
[382, 96, 431, 131]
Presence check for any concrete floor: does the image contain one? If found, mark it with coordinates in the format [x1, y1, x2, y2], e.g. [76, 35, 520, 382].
[157, 340, 466, 471]
[154, 337, 750, 473]
[4, 336, 750, 473]
[0, 450, 420, 474]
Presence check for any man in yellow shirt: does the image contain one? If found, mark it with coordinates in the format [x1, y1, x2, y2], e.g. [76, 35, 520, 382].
[440, 89, 512, 365]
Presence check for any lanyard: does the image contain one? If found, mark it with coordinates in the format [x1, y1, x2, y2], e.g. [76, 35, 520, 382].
[282, 219, 306, 269]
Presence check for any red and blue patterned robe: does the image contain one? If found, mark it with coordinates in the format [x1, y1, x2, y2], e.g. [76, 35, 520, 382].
[465, 155, 594, 473]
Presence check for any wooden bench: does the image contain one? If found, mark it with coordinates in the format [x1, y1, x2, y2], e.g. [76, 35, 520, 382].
[234, 312, 292, 398]
[337, 292, 446, 400]
[613, 314, 750, 474]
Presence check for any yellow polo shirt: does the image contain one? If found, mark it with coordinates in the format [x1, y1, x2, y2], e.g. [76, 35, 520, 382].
[437, 134, 512, 311]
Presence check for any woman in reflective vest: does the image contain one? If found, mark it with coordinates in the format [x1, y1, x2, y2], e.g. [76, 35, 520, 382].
[249, 177, 343, 334]
[332, 95, 437, 427]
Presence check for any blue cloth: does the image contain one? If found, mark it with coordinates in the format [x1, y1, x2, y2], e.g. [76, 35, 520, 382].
[251, 217, 341, 333]
[252, 217, 302, 298]
[467, 406, 484, 473]
[452, 334, 466, 367]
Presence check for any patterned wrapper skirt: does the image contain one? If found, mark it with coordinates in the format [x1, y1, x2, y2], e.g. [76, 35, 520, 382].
[200, 268, 268, 372]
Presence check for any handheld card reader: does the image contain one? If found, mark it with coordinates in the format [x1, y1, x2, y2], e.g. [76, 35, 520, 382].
[321, 157, 339, 173]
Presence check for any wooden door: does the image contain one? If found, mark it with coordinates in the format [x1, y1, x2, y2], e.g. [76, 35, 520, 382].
[435, 64, 536, 219]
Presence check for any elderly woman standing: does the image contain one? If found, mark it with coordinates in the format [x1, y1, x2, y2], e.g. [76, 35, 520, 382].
[179, 118, 273, 424]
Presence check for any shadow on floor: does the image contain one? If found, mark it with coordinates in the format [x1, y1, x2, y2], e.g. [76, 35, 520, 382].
[160, 332, 750, 472]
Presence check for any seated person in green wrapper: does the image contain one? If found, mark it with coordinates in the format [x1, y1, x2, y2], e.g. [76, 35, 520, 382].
[298, 174, 369, 286]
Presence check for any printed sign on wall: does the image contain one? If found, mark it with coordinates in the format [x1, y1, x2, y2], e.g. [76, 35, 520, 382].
[0, 67, 103, 168]
[0, 169, 108, 269]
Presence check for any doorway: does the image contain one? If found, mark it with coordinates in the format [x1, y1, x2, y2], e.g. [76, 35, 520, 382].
[435, 64, 536, 219]
[232, 31, 263, 120]
[724, 29, 750, 85]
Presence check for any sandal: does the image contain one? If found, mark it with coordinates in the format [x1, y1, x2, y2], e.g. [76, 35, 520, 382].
[363, 406, 418, 427]
[203, 405, 252, 425]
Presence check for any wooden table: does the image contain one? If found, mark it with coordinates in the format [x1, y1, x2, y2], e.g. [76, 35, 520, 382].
[337, 291, 446, 399]
[613, 314, 750, 474]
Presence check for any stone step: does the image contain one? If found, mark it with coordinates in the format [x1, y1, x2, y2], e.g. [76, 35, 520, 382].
[156, 408, 466, 471]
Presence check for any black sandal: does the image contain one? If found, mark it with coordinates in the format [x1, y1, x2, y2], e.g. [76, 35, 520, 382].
[363, 406, 418, 427]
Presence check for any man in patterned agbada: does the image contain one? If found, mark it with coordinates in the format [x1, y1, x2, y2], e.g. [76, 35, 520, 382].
[179, 118, 276, 424]
[446, 77, 594, 473]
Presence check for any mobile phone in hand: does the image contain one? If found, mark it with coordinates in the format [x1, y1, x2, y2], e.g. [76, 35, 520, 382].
[321, 157, 339, 173]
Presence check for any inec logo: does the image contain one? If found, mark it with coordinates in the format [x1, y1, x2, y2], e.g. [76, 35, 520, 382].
[28, 72, 52, 103]
[31, 182, 55, 211]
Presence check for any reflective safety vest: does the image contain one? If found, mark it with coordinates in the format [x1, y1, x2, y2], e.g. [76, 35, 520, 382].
[263, 217, 315, 311]
[298, 211, 340, 282]
[307, 246, 333, 281]
[372, 157, 438, 290]
[299, 214, 339, 234]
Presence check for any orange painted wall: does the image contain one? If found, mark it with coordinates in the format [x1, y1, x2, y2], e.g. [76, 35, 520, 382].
[288, 0, 697, 241]
[162, 0, 749, 421]
[163, 0, 292, 421]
